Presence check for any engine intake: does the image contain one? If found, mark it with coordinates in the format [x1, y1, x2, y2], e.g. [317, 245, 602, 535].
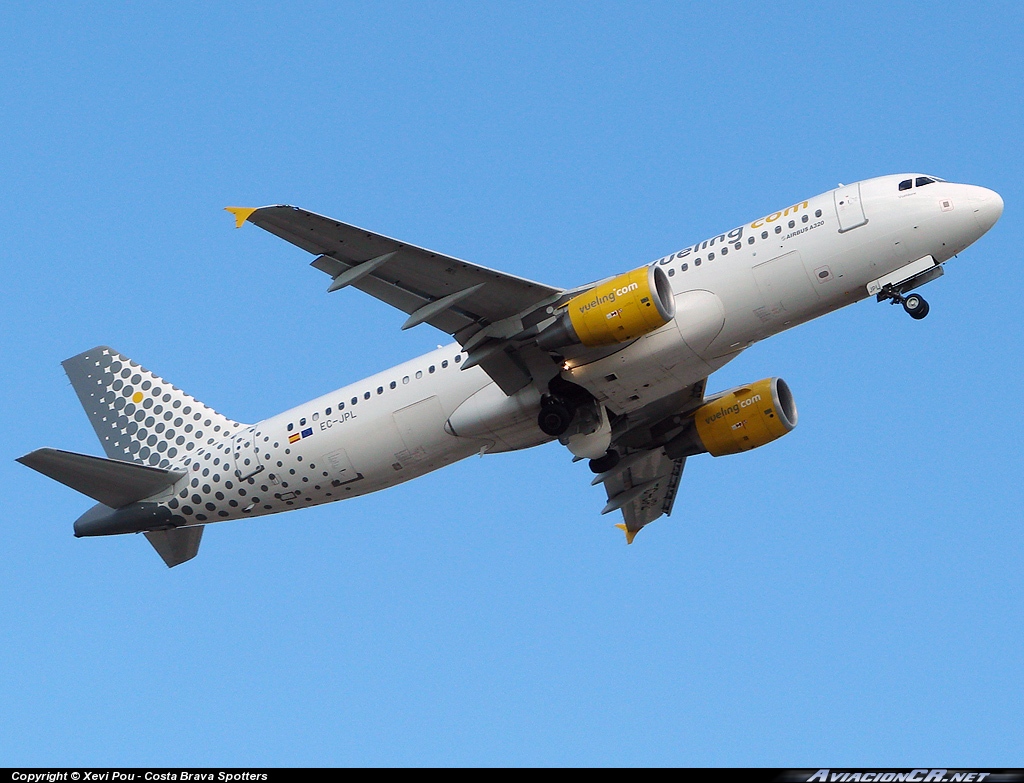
[665, 378, 798, 458]
[537, 265, 675, 349]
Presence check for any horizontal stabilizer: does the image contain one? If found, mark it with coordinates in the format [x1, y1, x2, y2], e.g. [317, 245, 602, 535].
[17, 448, 186, 508]
[145, 526, 204, 568]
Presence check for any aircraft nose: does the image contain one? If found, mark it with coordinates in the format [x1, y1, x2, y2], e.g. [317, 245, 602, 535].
[969, 186, 1004, 234]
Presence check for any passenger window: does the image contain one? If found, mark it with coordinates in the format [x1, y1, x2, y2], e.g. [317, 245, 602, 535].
[377, 386, 383, 395]
[364, 391, 370, 400]
[300, 418, 306, 426]
[351, 397, 357, 405]
[339, 402, 344, 410]
[416, 371, 423, 379]
[455, 355, 462, 364]
[403, 376, 410, 384]
[429, 365, 435, 373]
[390, 381, 397, 389]
[441, 360, 448, 369]
[899, 179, 913, 191]
[761, 231, 768, 239]
[326, 407, 331, 415]
[312, 412, 319, 421]
[681, 263, 688, 271]
[668, 268, 675, 276]
[748, 237, 754, 244]
[788, 220, 795, 228]
[815, 209, 822, 217]
[916, 177, 935, 187]
[775, 226, 782, 234]
[287, 423, 294, 432]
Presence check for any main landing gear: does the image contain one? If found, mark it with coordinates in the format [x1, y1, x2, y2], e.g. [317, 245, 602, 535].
[538, 398, 575, 436]
[588, 449, 620, 474]
[537, 376, 595, 437]
[877, 285, 930, 320]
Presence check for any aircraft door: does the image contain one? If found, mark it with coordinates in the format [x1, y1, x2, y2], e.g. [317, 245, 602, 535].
[232, 427, 264, 480]
[834, 183, 868, 232]
[392, 396, 448, 466]
[752, 250, 819, 328]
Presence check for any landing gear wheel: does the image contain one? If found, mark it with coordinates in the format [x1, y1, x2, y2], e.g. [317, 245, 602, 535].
[589, 449, 620, 474]
[538, 402, 574, 436]
[903, 293, 929, 320]
[878, 284, 931, 320]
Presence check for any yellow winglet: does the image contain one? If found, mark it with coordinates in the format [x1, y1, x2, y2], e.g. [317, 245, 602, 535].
[615, 522, 638, 545]
[224, 206, 257, 228]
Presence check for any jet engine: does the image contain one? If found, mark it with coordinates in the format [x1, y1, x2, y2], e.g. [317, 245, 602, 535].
[537, 265, 676, 349]
[665, 378, 798, 458]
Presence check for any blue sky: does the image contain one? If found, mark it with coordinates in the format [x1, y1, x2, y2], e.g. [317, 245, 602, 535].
[1, 1, 1021, 767]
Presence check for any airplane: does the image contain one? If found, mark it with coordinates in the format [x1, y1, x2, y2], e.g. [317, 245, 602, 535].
[18, 173, 1003, 567]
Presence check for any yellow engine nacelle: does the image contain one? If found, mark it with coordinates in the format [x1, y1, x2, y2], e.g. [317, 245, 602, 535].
[537, 265, 676, 349]
[688, 378, 797, 457]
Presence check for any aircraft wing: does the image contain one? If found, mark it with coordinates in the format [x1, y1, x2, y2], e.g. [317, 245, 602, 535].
[229, 205, 565, 395]
[591, 376, 707, 541]
[597, 448, 686, 543]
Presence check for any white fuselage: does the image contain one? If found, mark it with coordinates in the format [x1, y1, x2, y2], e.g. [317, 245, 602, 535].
[154, 174, 1001, 526]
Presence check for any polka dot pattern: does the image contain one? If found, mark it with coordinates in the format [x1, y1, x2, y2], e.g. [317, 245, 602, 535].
[62, 345, 245, 470]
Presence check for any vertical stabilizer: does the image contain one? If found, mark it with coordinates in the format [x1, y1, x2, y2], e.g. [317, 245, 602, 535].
[145, 526, 204, 568]
[62, 346, 246, 469]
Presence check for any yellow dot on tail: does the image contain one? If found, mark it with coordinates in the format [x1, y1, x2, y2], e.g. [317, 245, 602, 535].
[132, 392, 143, 403]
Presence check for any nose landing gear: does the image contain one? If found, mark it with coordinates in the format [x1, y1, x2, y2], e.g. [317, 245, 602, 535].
[877, 284, 930, 320]
[902, 293, 929, 320]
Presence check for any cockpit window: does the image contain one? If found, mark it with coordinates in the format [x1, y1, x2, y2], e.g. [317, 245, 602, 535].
[915, 177, 935, 187]
[899, 179, 913, 191]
